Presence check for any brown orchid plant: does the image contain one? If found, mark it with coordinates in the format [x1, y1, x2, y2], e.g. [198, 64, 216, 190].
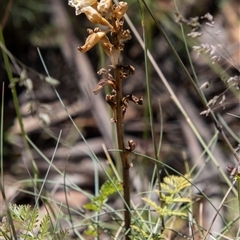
[68, 0, 143, 238]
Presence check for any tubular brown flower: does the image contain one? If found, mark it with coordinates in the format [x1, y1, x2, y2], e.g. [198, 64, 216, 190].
[112, 2, 128, 19]
[81, 6, 113, 28]
[100, 35, 120, 66]
[78, 30, 107, 53]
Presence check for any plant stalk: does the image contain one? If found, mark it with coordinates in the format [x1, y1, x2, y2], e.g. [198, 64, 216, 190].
[114, 66, 131, 239]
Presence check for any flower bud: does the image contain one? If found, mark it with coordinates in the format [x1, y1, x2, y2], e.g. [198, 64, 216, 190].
[119, 29, 131, 42]
[78, 31, 107, 53]
[113, 2, 128, 19]
[81, 6, 113, 28]
[97, 0, 112, 17]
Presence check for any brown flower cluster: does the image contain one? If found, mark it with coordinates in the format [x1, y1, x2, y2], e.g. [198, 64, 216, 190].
[93, 66, 143, 122]
[68, 0, 131, 66]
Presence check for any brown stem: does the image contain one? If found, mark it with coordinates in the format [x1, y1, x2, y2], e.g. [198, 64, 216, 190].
[114, 66, 131, 240]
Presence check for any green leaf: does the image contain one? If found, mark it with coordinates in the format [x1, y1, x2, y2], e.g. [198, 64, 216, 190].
[142, 197, 159, 210]
[143, 175, 191, 218]
[10, 204, 38, 232]
[84, 178, 123, 212]
[131, 225, 164, 240]
[53, 229, 69, 240]
[171, 197, 191, 203]
[100, 178, 123, 197]
[160, 174, 191, 195]
[84, 201, 102, 212]
[84, 224, 98, 236]
[38, 215, 50, 238]
[167, 210, 188, 217]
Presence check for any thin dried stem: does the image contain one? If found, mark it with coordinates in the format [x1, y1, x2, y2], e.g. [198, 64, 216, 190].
[114, 66, 131, 240]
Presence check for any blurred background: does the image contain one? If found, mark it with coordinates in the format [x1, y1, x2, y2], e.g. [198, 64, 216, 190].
[0, 0, 239, 238]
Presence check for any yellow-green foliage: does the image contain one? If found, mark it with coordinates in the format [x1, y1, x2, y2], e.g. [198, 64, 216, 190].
[131, 225, 164, 240]
[0, 204, 69, 240]
[83, 177, 123, 237]
[84, 177, 123, 212]
[130, 175, 192, 239]
[143, 174, 192, 218]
